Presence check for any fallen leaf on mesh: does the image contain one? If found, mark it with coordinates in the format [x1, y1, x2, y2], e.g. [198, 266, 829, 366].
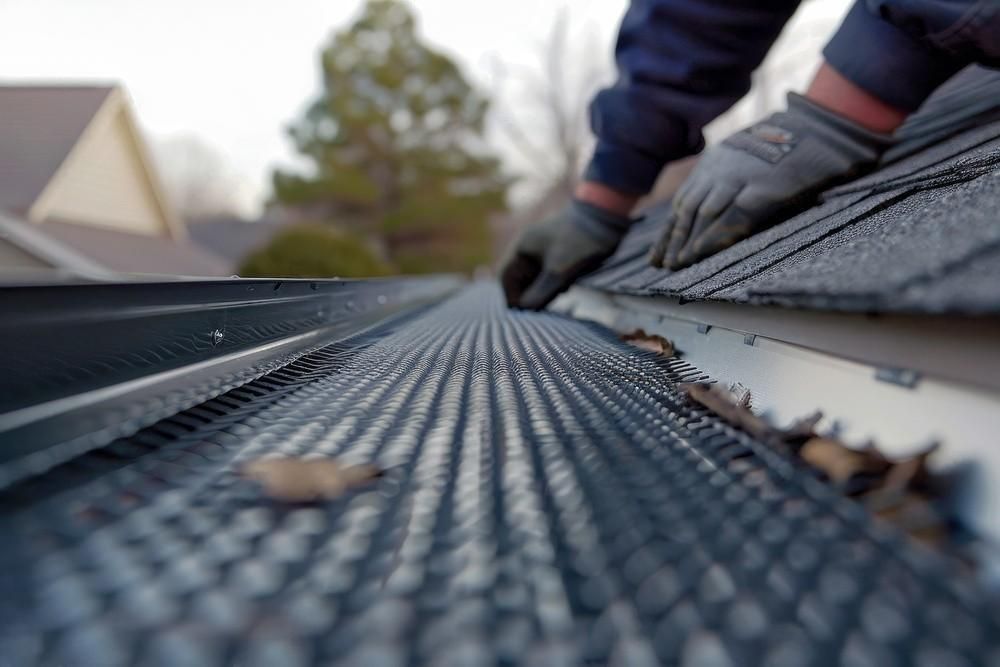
[779, 412, 824, 446]
[622, 329, 675, 357]
[241, 458, 382, 503]
[866, 488, 948, 547]
[863, 445, 945, 545]
[800, 437, 891, 488]
[799, 436, 948, 544]
[680, 382, 774, 441]
[729, 383, 752, 410]
[677, 381, 952, 550]
[880, 444, 938, 495]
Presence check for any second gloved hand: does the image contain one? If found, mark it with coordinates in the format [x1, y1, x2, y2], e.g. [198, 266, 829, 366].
[650, 93, 893, 270]
[500, 200, 630, 310]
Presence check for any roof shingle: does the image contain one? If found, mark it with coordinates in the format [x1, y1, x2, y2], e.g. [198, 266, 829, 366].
[584, 66, 1000, 316]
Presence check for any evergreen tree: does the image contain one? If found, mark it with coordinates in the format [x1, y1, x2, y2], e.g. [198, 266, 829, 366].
[273, 0, 508, 274]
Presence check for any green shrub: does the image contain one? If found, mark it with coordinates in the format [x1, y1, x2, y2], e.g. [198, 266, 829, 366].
[238, 224, 392, 278]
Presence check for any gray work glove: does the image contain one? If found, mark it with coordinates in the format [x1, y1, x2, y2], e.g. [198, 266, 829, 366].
[501, 200, 630, 310]
[650, 93, 893, 270]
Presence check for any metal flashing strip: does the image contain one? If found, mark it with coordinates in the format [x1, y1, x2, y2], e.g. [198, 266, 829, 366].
[0, 276, 460, 487]
[0, 284, 997, 666]
[562, 289, 1000, 394]
[557, 286, 1000, 556]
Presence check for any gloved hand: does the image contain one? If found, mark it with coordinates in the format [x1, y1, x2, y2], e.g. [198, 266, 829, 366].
[650, 92, 893, 270]
[501, 200, 631, 310]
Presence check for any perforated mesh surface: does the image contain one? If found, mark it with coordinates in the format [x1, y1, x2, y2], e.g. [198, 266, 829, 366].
[1, 285, 997, 666]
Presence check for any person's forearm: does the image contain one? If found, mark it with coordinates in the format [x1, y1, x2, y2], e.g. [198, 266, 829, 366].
[820, 1, 965, 114]
[806, 62, 908, 134]
[574, 181, 640, 217]
[586, 0, 804, 196]
[578, 59, 912, 220]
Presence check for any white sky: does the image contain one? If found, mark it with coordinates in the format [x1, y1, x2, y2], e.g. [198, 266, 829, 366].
[0, 0, 850, 217]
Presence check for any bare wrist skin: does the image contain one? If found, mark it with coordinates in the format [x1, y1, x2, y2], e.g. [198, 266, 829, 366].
[806, 62, 908, 134]
[574, 181, 640, 217]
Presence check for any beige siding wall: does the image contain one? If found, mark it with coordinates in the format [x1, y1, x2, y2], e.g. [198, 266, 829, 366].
[38, 109, 167, 236]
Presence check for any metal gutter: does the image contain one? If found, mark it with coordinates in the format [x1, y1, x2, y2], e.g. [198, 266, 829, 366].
[3, 283, 998, 666]
[0, 275, 461, 487]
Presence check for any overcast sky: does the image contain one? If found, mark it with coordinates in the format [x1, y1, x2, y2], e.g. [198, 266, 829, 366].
[0, 0, 849, 216]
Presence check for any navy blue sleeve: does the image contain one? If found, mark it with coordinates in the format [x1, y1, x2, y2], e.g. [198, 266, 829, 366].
[824, 0, 997, 112]
[584, 0, 803, 196]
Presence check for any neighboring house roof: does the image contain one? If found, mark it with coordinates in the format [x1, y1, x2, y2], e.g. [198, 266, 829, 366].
[0, 85, 112, 215]
[0, 83, 228, 277]
[187, 216, 289, 267]
[39, 219, 229, 276]
[584, 66, 1000, 316]
[0, 212, 112, 277]
[0, 84, 182, 236]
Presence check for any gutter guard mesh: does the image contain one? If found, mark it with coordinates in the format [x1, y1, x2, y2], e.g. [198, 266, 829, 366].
[0, 284, 996, 666]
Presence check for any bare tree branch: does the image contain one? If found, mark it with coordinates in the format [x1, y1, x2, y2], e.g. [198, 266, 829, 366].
[492, 8, 611, 209]
[155, 135, 249, 220]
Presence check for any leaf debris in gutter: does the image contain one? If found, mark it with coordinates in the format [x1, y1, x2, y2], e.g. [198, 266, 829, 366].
[800, 437, 891, 488]
[681, 382, 775, 442]
[729, 382, 752, 410]
[621, 329, 675, 357]
[680, 382, 949, 550]
[241, 457, 383, 503]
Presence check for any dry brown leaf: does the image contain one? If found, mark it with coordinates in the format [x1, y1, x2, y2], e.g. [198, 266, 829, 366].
[680, 382, 774, 441]
[867, 489, 947, 547]
[800, 437, 891, 487]
[241, 458, 382, 503]
[780, 412, 824, 445]
[865, 445, 944, 544]
[622, 329, 675, 357]
[880, 444, 938, 495]
[800, 438, 948, 545]
[729, 383, 752, 410]
[678, 381, 953, 552]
